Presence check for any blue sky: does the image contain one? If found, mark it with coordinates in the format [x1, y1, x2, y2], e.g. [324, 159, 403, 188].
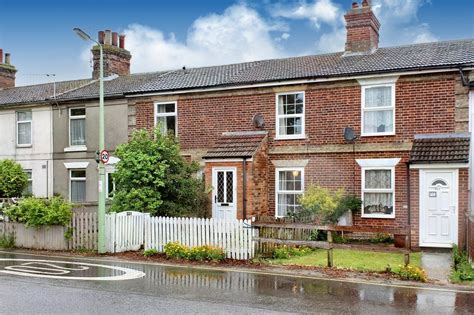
[1, 0, 473, 86]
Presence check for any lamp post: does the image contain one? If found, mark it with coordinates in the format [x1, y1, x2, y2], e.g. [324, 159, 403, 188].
[73, 28, 106, 254]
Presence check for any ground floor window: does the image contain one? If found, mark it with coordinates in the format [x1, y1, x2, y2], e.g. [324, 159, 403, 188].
[106, 171, 115, 199]
[275, 167, 304, 217]
[24, 169, 33, 195]
[70, 169, 86, 202]
[361, 167, 396, 218]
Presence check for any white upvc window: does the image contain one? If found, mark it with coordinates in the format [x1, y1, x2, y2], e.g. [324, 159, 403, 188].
[154, 102, 177, 136]
[69, 107, 86, 147]
[70, 169, 86, 202]
[106, 171, 116, 199]
[16, 111, 32, 146]
[276, 92, 305, 139]
[357, 158, 400, 219]
[275, 167, 304, 217]
[361, 84, 395, 136]
[24, 169, 33, 195]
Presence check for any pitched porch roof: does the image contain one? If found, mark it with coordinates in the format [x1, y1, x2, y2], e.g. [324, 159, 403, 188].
[409, 133, 470, 164]
[203, 131, 267, 159]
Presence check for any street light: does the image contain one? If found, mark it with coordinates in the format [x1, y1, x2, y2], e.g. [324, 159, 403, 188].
[74, 27, 106, 254]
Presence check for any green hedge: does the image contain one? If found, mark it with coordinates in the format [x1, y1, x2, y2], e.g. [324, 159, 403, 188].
[4, 197, 73, 227]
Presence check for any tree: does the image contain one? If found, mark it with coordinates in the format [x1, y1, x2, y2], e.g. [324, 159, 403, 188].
[111, 128, 208, 217]
[0, 159, 28, 198]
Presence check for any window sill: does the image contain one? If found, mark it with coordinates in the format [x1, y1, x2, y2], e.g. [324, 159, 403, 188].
[64, 146, 87, 152]
[360, 132, 395, 137]
[274, 136, 307, 141]
[361, 214, 395, 219]
[16, 144, 32, 148]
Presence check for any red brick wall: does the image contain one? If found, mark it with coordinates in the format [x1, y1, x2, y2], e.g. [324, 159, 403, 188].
[135, 73, 457, 150]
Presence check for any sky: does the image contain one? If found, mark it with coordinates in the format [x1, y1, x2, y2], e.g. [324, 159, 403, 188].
[1, 0, 473, 86]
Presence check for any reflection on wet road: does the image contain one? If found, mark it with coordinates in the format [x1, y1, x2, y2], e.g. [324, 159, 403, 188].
[0, 251, 472, 314]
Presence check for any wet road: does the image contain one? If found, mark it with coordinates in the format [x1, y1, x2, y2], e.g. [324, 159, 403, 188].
[0, 251, 472, 314]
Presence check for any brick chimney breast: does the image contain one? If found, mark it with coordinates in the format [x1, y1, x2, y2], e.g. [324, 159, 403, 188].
[344, 0, 380, 54]
[92, 30, 131, 79]
[0, 50, 17, 89]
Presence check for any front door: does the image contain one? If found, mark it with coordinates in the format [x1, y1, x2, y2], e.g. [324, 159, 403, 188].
[212, 167, 237, 220]
[419, 169, 458, 247]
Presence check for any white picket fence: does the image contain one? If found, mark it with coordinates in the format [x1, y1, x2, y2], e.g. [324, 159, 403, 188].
[145, 217, 255, 260]
[70, 212, 98, 250]
[105, 213, 256, 260]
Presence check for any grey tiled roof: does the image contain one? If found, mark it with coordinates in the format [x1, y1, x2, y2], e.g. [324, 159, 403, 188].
[131, 39, 474, 94]
[203, 131, 268, 159]
[409, 133, 470, 164]
[0, 79, 92, 106]
[0, 38, 472, 106]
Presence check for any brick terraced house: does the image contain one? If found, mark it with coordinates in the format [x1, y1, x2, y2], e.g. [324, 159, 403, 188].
[0, 1, 473, 251]
[126, 2, 474, 249]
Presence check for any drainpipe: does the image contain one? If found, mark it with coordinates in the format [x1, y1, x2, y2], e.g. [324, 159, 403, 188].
[406, 161, 412, 249]
[242, 158, 247, 219]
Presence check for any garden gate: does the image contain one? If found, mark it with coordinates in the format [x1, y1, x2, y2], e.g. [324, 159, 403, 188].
[105, 211, 148, 253]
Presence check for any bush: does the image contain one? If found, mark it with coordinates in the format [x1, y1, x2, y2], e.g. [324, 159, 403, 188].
[0, 160, 28, 198]
[4, 197, 73, 227]
[369, 233, 394, 244]
[164, 242, 189, 259]
[111, 128, 209, 217]
[188, 245, 226, 262]
[397, 265, 428, 282]
[143, 248, 159, 257]
[272, 246, 312, 259]
[298, 186, 362, 224]
[451, 245, 474, 282]
[0, 234, 15, 248]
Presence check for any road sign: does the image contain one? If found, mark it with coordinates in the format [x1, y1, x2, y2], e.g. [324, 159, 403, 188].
[100, 150, 110, 164]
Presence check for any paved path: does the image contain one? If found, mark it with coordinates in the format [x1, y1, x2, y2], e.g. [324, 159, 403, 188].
[421, 251, 452, 283]
[0, 251, 473, 314]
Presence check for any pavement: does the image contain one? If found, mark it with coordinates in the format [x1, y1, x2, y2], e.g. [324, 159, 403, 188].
[421, 250, 452, 283]
[0, 250, 473, 314]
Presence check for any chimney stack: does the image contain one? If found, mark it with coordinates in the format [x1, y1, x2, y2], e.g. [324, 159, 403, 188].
[92, 29, 131, 79]
[344, 0, 380, 54]
[0, 50, 17, 89]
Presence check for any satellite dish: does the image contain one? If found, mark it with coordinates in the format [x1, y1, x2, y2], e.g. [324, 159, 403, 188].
[253, 113, 265, 128]
[344, 127, 357, 142]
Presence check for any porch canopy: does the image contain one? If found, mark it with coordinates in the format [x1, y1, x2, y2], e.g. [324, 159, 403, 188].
[203, 131, 268, 159]
[409, 133, 470, 164]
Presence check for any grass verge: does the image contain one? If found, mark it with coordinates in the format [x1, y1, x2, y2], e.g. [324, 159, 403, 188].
[268, 248, 421, 273]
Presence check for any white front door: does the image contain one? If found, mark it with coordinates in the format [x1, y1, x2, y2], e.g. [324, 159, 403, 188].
[419, 169, 458, 247]
[212, 167, 237, 220]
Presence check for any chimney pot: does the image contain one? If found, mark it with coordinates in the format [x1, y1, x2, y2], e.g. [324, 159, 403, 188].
[119, 34, 126, 49]
[112, 32, 118, 46]
[5, 53, 11, 65]
[362, 0, 369, 7]
[98, 31, 105, 44]
[352, 1, 358, 8]
[0, 49, 3, 64]
[104, 30, 112, 45]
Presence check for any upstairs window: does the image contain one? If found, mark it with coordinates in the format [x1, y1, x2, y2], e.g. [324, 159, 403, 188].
[155, 102, 177, 136]
[17, 111, 32, 146]
[69, 108, 86, 146]
[276, 168, 304, 217]
[361, 84, 395, 136]
[276, 92, 305, 139]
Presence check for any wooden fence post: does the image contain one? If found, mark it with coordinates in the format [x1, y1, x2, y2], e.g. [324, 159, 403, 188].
[327, 230, 334, 267]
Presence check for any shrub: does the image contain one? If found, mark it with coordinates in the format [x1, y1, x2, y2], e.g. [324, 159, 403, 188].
[164, 242, 189, 259]
[397, 265, 428, 282]
[0, 160, 28, 198]
[369, 233, 394, 244]
[143, 248, 159, 257]
[298, 186, 362, 224]
[0, 234, 15, 248]
[451, 245, 474, 282]
[188, 245, 226, 262]
[111, 128, 209, 217]
[4, 197, 73, 227]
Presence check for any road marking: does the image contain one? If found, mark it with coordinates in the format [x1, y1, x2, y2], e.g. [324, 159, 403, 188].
[1, 250, 472, 293]
[0, 259, 145, 281]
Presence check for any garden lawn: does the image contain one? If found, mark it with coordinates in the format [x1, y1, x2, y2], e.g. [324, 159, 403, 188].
[269, 249, 421, 273]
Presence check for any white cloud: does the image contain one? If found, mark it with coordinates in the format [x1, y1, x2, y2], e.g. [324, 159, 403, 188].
[119, 4, 287, 73]
[270, 0, 341, 28]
